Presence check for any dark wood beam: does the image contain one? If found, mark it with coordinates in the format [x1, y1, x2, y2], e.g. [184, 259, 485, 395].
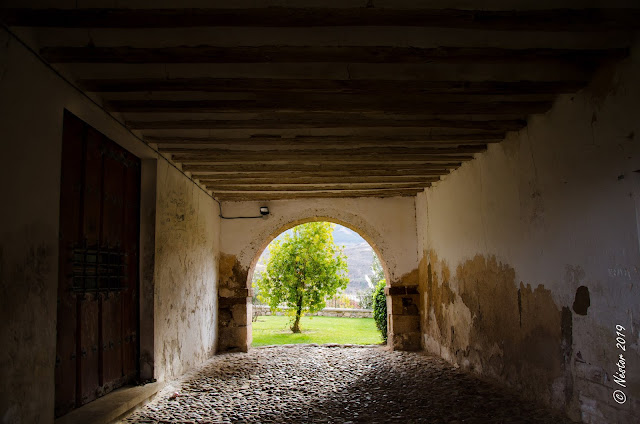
[167, 146, 481, 163]
[191, 168, 451, 177]
[184, 163, 458, 173]
[128, 116, 527, 131]
[146, 133, 504, 147]
[107, 99, 551, 114]
[175, 156, 473, 164]
[161, 145, 485, 156]
[196, 176, 440, 184]
[213, 190, 422, 200]
[204, 183, 430, 191]
[3, 8, 639, 31]
[40, 46, 627, 65]
[78, 78, 588, 94]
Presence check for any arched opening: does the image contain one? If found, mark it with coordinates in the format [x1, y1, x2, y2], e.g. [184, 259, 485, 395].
[246, 217, 392, 287]
[247, 218, 391, 347]
[217, 206, 421, 354]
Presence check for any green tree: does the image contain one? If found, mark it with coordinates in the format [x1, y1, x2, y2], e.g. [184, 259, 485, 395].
[256, 222, 349, 333]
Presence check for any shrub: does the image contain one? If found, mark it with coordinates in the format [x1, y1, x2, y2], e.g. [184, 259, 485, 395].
[372, 279, 387, 342]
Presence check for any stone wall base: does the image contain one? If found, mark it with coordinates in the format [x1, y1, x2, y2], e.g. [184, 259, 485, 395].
[386, 285, 421, 351]
[253, 305, 373, 319]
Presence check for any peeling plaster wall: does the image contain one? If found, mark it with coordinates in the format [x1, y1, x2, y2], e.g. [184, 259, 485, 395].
[153, 160, 219, 382]
[217, 197, 420, 351]
[416, 41, 640, 423]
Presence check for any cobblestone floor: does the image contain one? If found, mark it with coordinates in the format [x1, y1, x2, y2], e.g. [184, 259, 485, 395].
[123, 345, 574, 424]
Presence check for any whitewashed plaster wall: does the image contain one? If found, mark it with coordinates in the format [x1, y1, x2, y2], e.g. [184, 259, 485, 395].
[153, 160, 219, 382]
[416, 39, 640, 423]
[219, 197, 419, 287]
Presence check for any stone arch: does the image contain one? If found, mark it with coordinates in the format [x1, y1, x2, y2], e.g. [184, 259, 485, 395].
[246, 214, 392, 289]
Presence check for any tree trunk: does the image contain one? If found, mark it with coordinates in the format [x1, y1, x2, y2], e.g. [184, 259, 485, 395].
[291, 295, 303, 333]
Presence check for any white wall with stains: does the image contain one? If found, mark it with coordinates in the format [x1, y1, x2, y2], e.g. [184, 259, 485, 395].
[153, 160, 219, 382]
[416, 40, 640, 423]
[219, 197, 419, 286]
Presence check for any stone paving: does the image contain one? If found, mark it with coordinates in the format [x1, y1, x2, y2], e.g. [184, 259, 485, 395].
[123, 345, 574, 424]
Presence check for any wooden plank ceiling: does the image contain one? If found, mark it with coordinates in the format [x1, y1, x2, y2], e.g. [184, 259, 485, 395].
[2, 3, 637, 201]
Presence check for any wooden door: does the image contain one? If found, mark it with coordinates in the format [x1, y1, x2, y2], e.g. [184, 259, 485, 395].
[55, 111, 140, 418]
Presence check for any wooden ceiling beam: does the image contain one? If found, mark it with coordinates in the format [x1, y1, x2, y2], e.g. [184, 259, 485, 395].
[175, 157, 473, 164]
[196, 176, 440, 184]
[3, 8, 639, 31]
[146, 133, 504, 147]
[128, 117, 527, 131]
[107, 99, 551, 114]
[191, 169, 450, 178]
[161, 145, 485, 156]
[204, 183, 431, 191]
[40, 46, 627, 65]
[169, 149, 479, 163]
[213, 190, 423, 200]
[78, 78, 588, 94]
[184, 163, 458, 173]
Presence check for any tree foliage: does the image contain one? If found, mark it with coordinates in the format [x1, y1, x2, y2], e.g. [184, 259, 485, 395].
[372, 279, 388, 342]
[256, 222, 349, 333]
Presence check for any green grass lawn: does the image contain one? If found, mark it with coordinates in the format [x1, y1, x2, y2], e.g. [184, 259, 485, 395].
[251, 315, 383, 346]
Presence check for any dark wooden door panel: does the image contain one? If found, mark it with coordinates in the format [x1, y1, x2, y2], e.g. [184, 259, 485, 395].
[78, 127, 103, 406]
[55, 113, 85, 418]
[56, 111, 140, 417]
[101, 142, 125, 388]
[122, 160, 140, 378]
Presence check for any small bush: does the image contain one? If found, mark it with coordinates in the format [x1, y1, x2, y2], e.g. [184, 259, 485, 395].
[372, 279, 387, 342]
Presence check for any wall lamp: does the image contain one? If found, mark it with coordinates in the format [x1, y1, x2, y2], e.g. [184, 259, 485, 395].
[219, 205, 270, 220]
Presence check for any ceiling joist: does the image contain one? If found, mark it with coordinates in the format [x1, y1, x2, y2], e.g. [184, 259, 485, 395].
[183, 164, 459, 173]
[107, 99, 551, 115]
[145, 133, 504, 147]
[212, 190, 426, 201]
[40, 46, 628, 65]
[195, 176, 441, 184]
[3, 8, 639, 32]
[127, 117, 527, 131]
[78, 79, 588, 95]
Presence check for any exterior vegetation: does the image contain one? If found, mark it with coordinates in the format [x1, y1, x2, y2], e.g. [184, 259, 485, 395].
[255, 222, 349, 333]
[251, 315, 382, 346]
[357, 253, 385, 309]
[372, 279, 388, 342]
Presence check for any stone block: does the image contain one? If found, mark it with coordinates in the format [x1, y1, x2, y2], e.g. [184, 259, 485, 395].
[385, 285, 419, 296]
[390, 314, 420, 334]
[218, 296, 250, 307]
[219, 287, 251, 298]
[390, 294, 420, 315]
[217, 325, 249, 353]
[389, 332, 422, 351]
[231, 303, 249, 326]
[218, 309, 233, 327]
